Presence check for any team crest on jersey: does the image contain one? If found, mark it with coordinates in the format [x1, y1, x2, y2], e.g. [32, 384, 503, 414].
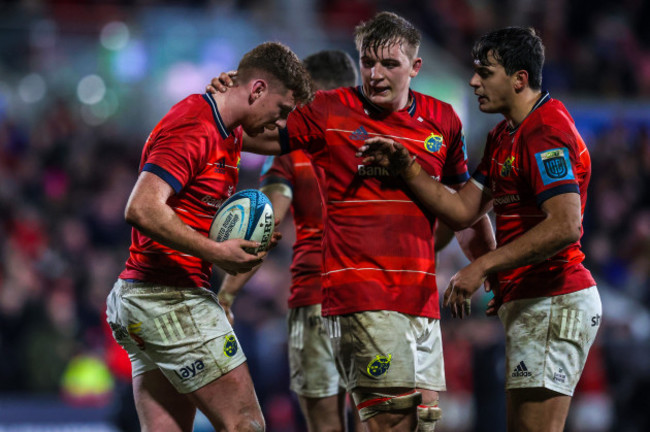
[367, 354, 392, 378]
[534, 147, 575, 185]
[501, 156, 515, 177]
[223, 334, 238, 357]
[424, 133, 443, 153]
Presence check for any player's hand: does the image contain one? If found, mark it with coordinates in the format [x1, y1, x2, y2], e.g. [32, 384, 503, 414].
[444, 261, 486, 319]
[212, 238, 264, 275]
[267, 223, 283, 250]
[483, 273, 501, 316]
[356, 137, 413, 174]
[217, 291, 236, 325]
[205, 71, 237, 94]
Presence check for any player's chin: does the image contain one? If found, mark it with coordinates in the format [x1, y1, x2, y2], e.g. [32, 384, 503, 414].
[243, 127, 264, 136]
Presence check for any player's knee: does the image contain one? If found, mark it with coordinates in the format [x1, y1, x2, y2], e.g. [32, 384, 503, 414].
[417, 400, 442, 432]
[356, 390, 422, 421]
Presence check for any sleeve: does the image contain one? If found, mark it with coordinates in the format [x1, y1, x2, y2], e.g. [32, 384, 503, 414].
[142, 119, 209, 194]
[471, 131, 494, 193]
[522, 125, 580, 206]
[279, 91, 329, 156]
[441, 108, 470, 185]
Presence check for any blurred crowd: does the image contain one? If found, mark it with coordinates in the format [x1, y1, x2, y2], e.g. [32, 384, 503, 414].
[0, 1, 649, 431]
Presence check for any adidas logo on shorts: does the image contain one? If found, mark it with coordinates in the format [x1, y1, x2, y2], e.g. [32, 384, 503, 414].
[512, 361, 532, 377]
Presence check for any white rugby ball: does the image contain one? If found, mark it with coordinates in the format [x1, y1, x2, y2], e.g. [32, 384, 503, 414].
[209, 189, 275, 253]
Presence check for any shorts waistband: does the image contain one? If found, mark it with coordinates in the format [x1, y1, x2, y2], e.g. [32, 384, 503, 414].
[114, 278, 210, 295]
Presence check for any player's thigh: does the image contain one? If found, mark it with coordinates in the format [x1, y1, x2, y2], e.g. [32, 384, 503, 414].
[498, 286, 601, 395]
[297, 392, 346, 432]
[288, 304, 342, 399]
[507, 388, 571, 432]
[132, 368, 196, 432]
[326, 312, 442, 423]
[187, 362, 264, 431]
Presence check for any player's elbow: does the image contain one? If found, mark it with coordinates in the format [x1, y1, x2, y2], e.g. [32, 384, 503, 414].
[124, 201, 148, 230]
[556, 219, 581, 247]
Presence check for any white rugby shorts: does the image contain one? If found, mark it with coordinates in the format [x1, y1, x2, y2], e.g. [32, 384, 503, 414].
[106, 279, 247, 394]
[498, 286, 602, 395]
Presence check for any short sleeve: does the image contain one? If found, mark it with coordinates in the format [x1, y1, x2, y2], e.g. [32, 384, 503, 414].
[143, 119, 209, 193]
[440, 108, 470, 185]
[280, 91, 329, 156]
[522, 125, 580, 206]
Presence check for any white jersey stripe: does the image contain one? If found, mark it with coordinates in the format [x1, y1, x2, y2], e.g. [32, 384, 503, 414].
[328, 199, 414, 204]
[323, 267, 436, 277]
[326, 128, 432, 144]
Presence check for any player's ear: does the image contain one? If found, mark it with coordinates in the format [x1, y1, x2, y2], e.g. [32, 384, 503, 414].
[410, 57, 422, 78]
[513, 69, 529, 93]
[249, 79, 267, 104]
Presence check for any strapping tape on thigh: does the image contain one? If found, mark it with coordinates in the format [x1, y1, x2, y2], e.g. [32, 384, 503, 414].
[356, 390, 422, 419]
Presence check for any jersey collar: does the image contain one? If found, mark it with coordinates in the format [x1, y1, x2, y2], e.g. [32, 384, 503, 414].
[508, 90, 550, 135]
[202, 93, 230, 139]
[356, 86, 417, 117]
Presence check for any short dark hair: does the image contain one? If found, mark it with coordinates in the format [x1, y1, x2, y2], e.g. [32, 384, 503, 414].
[303, 50, 358, 90]
[354, 11, 421, 59]
[238, 42, 315, 104]
[472, 27, 545, 90]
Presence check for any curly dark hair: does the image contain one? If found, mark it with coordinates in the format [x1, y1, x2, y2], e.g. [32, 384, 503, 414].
[472, 27, 545, 90]
[303, 50, 358, 90]
[354, 11, 421, 59]
[238, 42, 315, 104]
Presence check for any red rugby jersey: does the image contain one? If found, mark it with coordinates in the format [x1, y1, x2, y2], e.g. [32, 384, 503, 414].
[260, 151, 324, 308]
[280, 87, 469, 318]
[120, 94, 242, 288]
[472, 93, 595, 303]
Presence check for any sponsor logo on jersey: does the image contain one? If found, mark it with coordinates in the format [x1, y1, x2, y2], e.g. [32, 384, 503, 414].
[535, 147, 575, 185]
[349, 126, 370, 140]
[214, 157, 227, 174]
[223, 334, 238, 357]
[512, 361, 532, 377]
[424, 133, 444, 153]
[553, 368, 567, 383]
[493, 193, 520, 206]
[202, 195, 225, 208]
[175, 359, 205, 380]
[357, 164, 390, 177]
[367, 354, 392, 378]
[500, 155, 515, 177]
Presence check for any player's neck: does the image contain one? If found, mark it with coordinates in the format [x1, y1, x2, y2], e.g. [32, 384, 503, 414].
[505, 89, 543, 129]
[208, 92, 238, 133]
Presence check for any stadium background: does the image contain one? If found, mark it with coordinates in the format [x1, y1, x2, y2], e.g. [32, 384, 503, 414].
[0, 0, 648, 431]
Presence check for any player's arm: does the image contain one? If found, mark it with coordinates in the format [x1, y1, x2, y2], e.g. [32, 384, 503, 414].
[434, 222, 454, 253]
[443, 192, 581, 316]
[217, 182, 293, 324]
[358, 137, 490, 230]
[125, 171, 264, 275]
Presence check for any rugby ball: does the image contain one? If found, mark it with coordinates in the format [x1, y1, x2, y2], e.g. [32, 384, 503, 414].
[209, 189, 275, 253]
